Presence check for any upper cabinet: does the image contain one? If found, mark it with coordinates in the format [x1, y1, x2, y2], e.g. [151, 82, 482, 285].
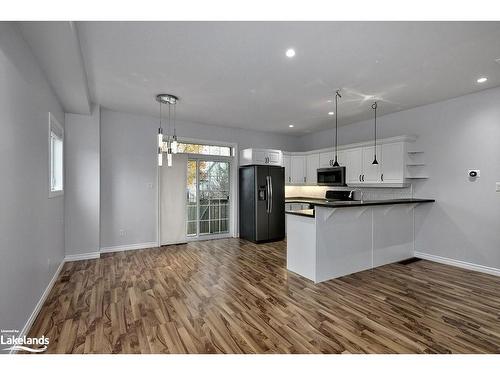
[240, 148, 283, 167]
[380, 142, 405, 183]
[270, 136, 415, 188]
[306, 154, 319, 184]
[290, 155, 306, 184]
[283, 154, 291, 184]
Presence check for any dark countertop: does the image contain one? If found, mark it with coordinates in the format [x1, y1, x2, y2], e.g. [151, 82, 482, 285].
[285, 197, 435, 218]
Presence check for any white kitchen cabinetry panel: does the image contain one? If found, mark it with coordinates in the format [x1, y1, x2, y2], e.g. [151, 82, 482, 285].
[319, 151, 334, 168]
[380, 142, 405, 183]
[372, 205, 413, 266]
[362, 146, 382, 183]
[240, 148, 283, 167]
[291, 155, 306, 184]
[344, 148, 363, 184]
[283, 154, 291, 184]
[306, 153, 319, 184]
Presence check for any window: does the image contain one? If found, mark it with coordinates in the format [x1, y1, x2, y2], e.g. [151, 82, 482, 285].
[177, 142, 232, 157]
[49, 114, 63, 197]
[186, 160, 230, 237]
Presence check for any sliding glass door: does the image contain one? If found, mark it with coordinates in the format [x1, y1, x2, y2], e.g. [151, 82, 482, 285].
[186, 159, 230, 238]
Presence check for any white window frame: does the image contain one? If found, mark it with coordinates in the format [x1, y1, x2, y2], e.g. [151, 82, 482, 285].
[48, 113, 64, 198]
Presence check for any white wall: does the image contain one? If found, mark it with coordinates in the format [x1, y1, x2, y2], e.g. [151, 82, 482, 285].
[298, 87, 500, 269]
[64, 105, 100, 257]
[100, 108, 298, 249]
[0, 23, 65, 340]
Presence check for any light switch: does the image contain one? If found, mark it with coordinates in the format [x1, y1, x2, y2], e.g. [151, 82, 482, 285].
[496, 182, 500, 192]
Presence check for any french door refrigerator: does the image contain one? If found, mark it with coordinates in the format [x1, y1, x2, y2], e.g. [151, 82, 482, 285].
[239, 165, 285, 243]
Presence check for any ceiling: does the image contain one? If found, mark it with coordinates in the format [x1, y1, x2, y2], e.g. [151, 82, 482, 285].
[74, 22, 500, 133]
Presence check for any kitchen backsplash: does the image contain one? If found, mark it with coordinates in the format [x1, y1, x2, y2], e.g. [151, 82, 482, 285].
[285, 185, 414, 201]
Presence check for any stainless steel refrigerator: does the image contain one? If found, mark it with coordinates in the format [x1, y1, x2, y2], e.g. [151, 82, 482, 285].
[239, 165, 285, 243]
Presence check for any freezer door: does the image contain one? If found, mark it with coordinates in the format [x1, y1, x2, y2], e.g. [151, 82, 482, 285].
[255, 166, 269, 242]
[268, 166, 285, 241]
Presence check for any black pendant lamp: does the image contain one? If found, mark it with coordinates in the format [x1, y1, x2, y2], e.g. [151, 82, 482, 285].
[371, 101, 379, 165]
[333, 90, 342, 167]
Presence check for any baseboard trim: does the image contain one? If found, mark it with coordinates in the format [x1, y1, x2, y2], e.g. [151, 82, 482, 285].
[100, 242, 158, 254]
[415, 251, 500, 277]
[64, 251, 100, 262]
[10, 259, 65, 354]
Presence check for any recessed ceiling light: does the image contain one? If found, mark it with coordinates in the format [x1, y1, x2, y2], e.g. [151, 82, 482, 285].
[288, 124, 294, 128]
[477, 77, 488, 83]
[285, 48, 296, 58]
[328, 112, 334, 116]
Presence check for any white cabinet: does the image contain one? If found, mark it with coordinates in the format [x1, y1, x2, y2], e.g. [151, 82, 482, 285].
[344, 148, 363, 184]
[319, 150, 347, 168]
[291, 155, 306, 184]
[380, 142, 405, 183]
[362, 146, 382, 183]
[283, 154, 291, 184]
[306, 153, 319, 184]
[319, 151, 334, 168]
[240, 148, 283, 166]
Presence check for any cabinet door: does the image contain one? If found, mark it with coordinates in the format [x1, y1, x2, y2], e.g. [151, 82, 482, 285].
[306, 154, 319, 184]
[362, 146, 381, 183]
[283, 154, 291, 184]
[336, 150, 346, 166]
[252, 150, 267, 164]
[319, 151, 334, 168]
[344, 148, 363, 184]
[291, 155, 306, 184]
[267, 150, 282, 166]
[381, 142, 405, 183]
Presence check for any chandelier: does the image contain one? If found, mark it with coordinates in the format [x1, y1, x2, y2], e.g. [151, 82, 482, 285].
[157, 94, 179, 167]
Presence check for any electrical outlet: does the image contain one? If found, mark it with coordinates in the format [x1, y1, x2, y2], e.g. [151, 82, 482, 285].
[119, 229, 126, 237]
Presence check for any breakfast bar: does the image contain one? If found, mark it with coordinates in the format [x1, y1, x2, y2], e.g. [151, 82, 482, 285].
[286, 198, 435, 283]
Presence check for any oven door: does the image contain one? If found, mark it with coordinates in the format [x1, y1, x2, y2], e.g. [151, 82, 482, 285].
[317, 167, 346, 186]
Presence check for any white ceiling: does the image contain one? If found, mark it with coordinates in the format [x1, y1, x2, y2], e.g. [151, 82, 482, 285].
[74, 21, 500, 134]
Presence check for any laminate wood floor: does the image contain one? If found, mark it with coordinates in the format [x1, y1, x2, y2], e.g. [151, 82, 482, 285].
[28, 239, 500, 353]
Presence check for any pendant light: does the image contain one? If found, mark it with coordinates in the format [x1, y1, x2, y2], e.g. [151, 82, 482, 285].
[332, 90, 342, 167]
[156, 94, 179, 167]
[371, 101, 379, 165]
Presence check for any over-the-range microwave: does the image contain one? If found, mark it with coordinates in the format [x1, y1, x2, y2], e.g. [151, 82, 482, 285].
[317, 166, 347, 186]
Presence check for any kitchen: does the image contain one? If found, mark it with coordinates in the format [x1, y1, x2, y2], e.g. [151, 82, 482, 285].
[2, 17, 500, 362]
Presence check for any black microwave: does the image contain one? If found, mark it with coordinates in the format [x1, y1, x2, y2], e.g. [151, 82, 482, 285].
[317, 166, 346, 186]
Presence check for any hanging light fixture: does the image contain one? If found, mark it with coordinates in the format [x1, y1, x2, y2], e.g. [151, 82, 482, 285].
[156, 94, 179, 167]
[371, 101, 379, 165]
[332, 90, 342, 167]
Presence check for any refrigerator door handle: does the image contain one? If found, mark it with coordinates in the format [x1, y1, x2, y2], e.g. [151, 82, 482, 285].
[265, 176, 271, 213]
[269, 175, 273, 213]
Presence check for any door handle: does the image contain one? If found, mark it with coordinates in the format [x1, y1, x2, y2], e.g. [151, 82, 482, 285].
[266, 176, 270, 213]
[269, 176, 273, 214]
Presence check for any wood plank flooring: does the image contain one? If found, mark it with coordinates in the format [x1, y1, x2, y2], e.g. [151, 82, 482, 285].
[28, 239, 500, 353]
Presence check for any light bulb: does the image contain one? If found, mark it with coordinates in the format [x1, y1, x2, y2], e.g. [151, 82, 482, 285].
[158, 128, 163, 148]
[158, 152, 163, 166]
[171, 139, 178, 154]
[167, 152, 172, 167]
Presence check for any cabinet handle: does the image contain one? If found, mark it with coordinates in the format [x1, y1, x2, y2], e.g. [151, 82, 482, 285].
[359, 174, 362, 182]
[304, 176, 306, 183]
[381, 173, 384, 182]
[362, 174, 365, 182]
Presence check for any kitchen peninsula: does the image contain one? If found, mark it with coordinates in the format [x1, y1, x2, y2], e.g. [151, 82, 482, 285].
[285, 197, 434, 283]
